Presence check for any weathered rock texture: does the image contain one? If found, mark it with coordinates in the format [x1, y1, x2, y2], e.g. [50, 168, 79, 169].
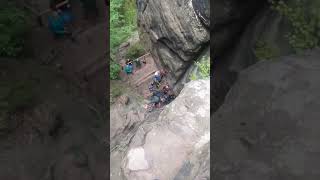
[213, 0, 267, 58]
[137, 0, 210, 87]
[213, 49, 320, 180]
[212, 0, 274, 112]
[110, 80, 210, 180]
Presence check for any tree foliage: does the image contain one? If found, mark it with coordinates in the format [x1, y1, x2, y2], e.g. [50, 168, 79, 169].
[0, 2, 30, 57]
[110, 0, 137, 79]
[270, 0, 320, 53]
[254, 40, 279, 60]
[110, 59, 121, 80]
[125, 42, 145, 59]
[110, 0, 137, 56]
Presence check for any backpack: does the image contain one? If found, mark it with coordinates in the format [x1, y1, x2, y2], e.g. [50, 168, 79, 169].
[125, 64, 132, 73]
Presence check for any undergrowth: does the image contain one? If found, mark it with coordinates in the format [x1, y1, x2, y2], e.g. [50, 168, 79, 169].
[0, 2, 31, 57]
[254, 40, 279, 60]
[125, 42, 146, 59]
[110, 0, 138, 80]
[270, 0, 320, 53]
[190, 57, 210, 81]
[110, 0, 137, 57]
[110, 59, 121, 80]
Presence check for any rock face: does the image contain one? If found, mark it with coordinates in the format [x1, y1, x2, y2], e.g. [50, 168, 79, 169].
[213, 49, 320, 180]
[192, 0, 210, 28]
[212, 0, 320, 112]
[121, 80, 210, 180]
[110, 96, 145, 150]
[211, 0, 268, 112]
[137, 0, 210, 85]
[212, 0, 267, 58]
[110, 80, 210, 180]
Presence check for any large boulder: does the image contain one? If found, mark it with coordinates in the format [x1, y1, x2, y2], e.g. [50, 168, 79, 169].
[212, 0, 268, 112]
[213, 49, 320, 180]
[137, 0, 210, 83]
[192, 0, 210, 28]
[212, 0, 320, 112]
[111, 79, 210, 179]
[212, 7, 293, 112]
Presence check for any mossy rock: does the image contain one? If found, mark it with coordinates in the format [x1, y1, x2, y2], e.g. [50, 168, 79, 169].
[254, 40, 280, 60]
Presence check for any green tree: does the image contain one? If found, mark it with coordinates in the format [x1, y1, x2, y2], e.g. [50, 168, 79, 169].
[110, 0, 138, 80]
[0, 2, 30, 57]
[110, 0, 137, 56]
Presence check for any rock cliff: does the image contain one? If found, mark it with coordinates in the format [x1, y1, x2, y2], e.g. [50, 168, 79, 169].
[213, 49, 320, 180]
[136, 0, 210, 90]
[110, 79, 210, 179]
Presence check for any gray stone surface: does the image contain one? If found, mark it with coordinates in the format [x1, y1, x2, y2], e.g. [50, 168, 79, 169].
[121, 80, 210, 180]
[137, 0, 209, 82]
[110, 80, 210, 180]
[213, 49, 320, 180]
[212, 0, 265, 58]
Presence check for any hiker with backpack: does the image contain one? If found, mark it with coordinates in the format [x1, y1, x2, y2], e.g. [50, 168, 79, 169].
[48, 0, 76, 41]
[124, 59, 133, 75]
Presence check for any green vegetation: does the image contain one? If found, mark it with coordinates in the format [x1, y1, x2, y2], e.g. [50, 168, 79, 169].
[0, 2, 31, 57]
[110, 81, 124, 104]
[254, 40, 279, 60]
[110, 0, 137, 57]
[270, 0, 320, 53]
[190, 57, 210, 81]
[190, 73, 197, 81]
[125, 42, 146, 59]
[197, 60, 210, 78]
[110, 59, 122, 80]
[110, 0, 138, 80]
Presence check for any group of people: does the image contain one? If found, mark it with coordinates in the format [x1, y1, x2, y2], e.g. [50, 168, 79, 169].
[123, 58, 147, 75]
[122, 55, 175, 112]
[146, 70, 175, 112]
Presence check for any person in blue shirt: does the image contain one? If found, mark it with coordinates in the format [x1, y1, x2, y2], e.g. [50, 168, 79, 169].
[125, 63, 133, 75]
[48, 9, 75, 41]
[48, 10, 66, 35]
[124, 60, 133, 75]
